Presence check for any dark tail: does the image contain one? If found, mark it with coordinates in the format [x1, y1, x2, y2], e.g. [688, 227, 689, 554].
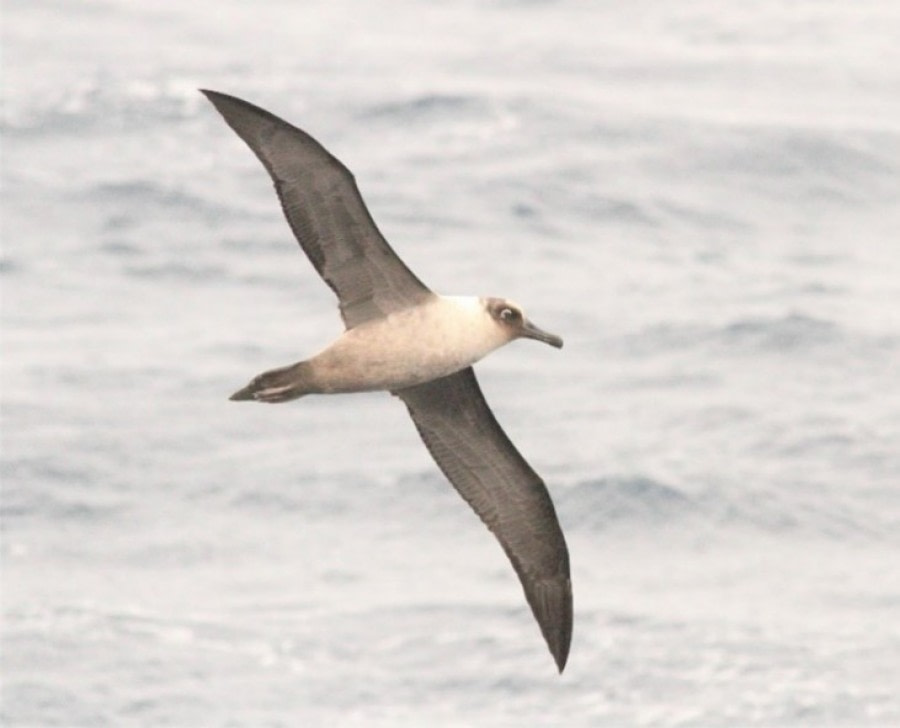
[230, 361, 315, 403]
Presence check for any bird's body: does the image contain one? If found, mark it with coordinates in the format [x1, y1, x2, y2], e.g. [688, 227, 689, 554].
[203, 89, 573, 671]
[236, 295, 516, 399]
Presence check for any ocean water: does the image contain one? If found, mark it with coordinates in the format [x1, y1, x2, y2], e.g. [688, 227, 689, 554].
[3, 1, 900, 725]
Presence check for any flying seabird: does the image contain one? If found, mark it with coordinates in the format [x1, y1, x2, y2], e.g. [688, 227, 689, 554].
[202, 90, 572, 672]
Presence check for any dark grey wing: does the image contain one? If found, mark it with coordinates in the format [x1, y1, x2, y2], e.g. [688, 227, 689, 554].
[202, 90, 432, 329]
[395, 367, 572, 672]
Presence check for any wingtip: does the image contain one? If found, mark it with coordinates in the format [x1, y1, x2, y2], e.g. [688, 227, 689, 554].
[200, 89, 253, 116]
[199, 88, 229, 107]
[531, 576, 572, 674]
[550, 623, 572, 674]
[553, 645, 570, 674]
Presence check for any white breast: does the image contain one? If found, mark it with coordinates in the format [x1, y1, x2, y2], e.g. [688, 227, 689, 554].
[414, 295, 511, 366]
[308, 295, 508, 392]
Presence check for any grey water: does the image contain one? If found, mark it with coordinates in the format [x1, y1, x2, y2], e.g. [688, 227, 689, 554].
[3, 1, 900, 725]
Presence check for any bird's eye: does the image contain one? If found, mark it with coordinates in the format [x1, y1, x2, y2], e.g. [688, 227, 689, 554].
[500, 307, 518, 322]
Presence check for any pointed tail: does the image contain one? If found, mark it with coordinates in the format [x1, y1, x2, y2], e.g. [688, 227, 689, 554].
[230, 361, 315, 403]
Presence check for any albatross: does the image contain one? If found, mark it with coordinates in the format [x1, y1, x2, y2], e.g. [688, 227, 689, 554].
[202, 90, 572, 672]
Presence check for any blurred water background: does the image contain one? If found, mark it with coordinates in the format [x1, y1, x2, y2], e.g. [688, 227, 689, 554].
[3, 1, 900, 725]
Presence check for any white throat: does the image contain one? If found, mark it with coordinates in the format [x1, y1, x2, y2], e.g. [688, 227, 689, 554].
[427, 294, 509, 364]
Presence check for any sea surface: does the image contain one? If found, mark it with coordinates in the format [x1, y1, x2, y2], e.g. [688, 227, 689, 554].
[3, 1, 900, 726]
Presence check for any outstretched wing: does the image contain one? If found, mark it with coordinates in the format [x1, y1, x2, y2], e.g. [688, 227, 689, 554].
[395, 367, 572, 672]
[202, 90, 433, 329]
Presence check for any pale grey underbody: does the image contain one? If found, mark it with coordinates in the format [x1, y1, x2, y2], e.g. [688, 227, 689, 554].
[204, 90, 572, 672]
[232, 294, 558, 401]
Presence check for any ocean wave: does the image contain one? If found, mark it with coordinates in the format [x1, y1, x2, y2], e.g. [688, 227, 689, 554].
[558, 475, 698, 530]
[121, 261, 227, 282]
[569, 191, 659, 227]
[714, 128, 895, 182]
[86, 179, 232, 217]
[361, 94, 489, 123]
[89, 180, 196, 207]
[1, 461, 125, 522]
[2, 77, 202, 137]
[719, 313, 840, 350]
[655, 198, 752, 232]
[84, 178, 248, 235]
[0, 256, 22, 275]
[684, 125, 900, 206]
[557, 472, 896, 540]
[618, 313, 844, 357]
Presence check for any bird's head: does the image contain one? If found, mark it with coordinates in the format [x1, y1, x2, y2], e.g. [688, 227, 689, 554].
[483, 297, 563, 349]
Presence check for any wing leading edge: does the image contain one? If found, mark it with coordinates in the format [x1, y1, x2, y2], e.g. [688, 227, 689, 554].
[202, 90, 433, 329]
